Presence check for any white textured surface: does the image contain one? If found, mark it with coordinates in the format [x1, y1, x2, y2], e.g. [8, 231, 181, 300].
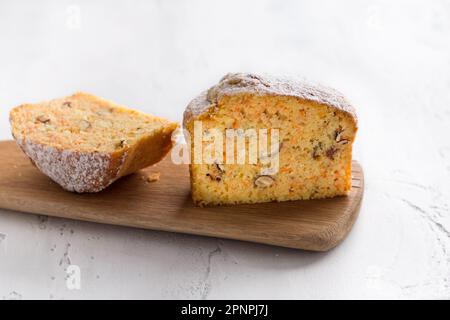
[0, 0, 450, 299]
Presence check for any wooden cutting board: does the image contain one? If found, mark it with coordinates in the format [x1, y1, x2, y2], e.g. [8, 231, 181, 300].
[0, 140, 364, 251]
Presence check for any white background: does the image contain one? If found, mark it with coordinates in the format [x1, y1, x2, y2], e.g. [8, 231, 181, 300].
[0, 0, 449, 299]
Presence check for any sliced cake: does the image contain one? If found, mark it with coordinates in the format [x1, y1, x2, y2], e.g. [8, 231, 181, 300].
[10, 92, 178, 193]
[183, 73, 358, 206]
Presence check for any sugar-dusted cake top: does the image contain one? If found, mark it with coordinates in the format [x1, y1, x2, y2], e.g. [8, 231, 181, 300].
[184, 73, 357, 127]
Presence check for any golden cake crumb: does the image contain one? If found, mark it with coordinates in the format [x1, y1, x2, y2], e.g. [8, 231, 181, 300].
[183, 73, 358, 206]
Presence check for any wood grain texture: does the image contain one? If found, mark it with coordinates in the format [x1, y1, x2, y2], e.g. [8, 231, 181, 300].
[0, 140, 364, 251]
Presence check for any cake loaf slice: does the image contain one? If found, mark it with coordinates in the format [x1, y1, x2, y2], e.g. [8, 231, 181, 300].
[10, 92, 178, 193]
[183, 73, 358, 206]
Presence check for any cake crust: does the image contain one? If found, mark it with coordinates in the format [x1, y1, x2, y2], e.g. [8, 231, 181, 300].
[183, 73, 358, 128]
[16, 138, 122, 193]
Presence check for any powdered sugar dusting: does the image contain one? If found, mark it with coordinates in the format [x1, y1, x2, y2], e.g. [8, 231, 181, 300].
[17, 138, 118, 193]
[184, 73, 357, 127]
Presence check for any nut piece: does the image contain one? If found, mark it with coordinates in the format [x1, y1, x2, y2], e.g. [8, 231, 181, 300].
[326, 146, 338, 160]
[225, 77, 243, 86]
[79, 119, 91, 130]
[36, 115, 50, 124]
[254, 175, 275, 188]
[334, 127, 343, 141]
[334, 126, 349, 144]
[249, 74, 270, 87]
[206, 162, 225, 181]
[143, 172, 160, 183]
[116, 139, 128, 149]
[62, 101, 72, 108]
[215, 163, 225, 173]
[206, 172, 222, 182]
